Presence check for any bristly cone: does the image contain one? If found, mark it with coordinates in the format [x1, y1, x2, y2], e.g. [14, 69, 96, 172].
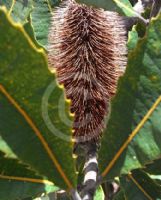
[48, 0, 127, 144]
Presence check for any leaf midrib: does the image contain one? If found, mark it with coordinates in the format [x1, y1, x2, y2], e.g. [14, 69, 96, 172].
[0, 84, 73, 189]
[0, 174, 54, 185]
[102, 96, 161, 177]
[128, 174, 153, 200]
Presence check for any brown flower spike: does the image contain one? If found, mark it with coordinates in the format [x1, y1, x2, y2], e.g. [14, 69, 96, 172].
[48, 0, 127, 144]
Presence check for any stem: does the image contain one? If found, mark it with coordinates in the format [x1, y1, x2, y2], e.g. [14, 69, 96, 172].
[81, 153, 98, 200]
[71, 189, 82, 200]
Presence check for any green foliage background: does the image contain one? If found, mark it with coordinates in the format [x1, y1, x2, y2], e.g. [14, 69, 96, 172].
[0, 0, 161, 199]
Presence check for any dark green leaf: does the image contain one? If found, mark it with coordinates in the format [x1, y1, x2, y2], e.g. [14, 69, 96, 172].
[113, 189, 126, 200]
[99, 14, 161, 179]
[120, 170, 161, 199]
[144, 158, 161, 175]
[48, 0, 60, 7]
[76, 0, 134, 16]
[0, 8, 76, 190]
[0, 151, 59, 200]
[31, 0, 52, 47]
[10, 0, 33, 24]
[76, 0, 118, 11]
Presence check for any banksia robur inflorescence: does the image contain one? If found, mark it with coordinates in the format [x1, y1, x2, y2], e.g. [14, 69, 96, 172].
[48, 0, 127, 144]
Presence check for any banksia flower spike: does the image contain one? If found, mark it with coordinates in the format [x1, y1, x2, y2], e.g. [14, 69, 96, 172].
[48, 0, 127, 144]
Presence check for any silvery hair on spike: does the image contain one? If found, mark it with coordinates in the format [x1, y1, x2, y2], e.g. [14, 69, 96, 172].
[48, 0, 127, 145]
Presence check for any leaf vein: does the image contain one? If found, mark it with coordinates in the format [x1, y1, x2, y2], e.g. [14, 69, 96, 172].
[0, 84, 73, 189]
[102, 95, 161, 177]
[0, 174, 54, 185]
[128, 173, 153, 200]
[8, 0, 15, 15]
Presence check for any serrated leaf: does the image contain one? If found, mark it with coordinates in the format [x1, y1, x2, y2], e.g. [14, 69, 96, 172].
[0, 8, 76, 190]
[0, 151, 59, 200]
[99, 14, 161, 179]
[0, 0, 13, 10]
[31, 0, 52, 48]
[120, 170, 161, 199]
[76, 0, 134, 16]
[23, 18, 42, 48]
[10, 0, 33, 24]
